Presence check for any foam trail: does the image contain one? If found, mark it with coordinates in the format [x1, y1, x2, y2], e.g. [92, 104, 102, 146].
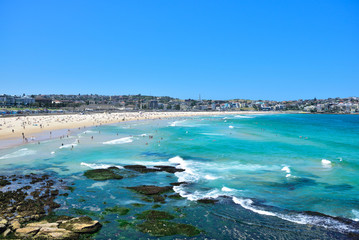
[229, 126, 234, 129]
[233, 197, 276, 216]
[0, 148, 36, 159]
[232, 197, 358, 233]
[103, 137, 133, 145]
[80, 162, 123, 169]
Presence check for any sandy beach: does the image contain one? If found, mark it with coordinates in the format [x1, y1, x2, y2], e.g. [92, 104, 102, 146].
[0, 111, 276, 142]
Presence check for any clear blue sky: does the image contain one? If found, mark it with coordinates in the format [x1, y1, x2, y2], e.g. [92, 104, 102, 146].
[0, 0, 358, 100]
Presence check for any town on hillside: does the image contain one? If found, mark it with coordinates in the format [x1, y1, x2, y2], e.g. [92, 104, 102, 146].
[0, 94, 358, 115]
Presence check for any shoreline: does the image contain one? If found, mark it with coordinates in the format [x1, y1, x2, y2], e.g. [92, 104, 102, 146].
[0, 111, 281, 148]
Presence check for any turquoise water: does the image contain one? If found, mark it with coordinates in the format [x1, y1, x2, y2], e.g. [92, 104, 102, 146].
[1, 114, 359, 239]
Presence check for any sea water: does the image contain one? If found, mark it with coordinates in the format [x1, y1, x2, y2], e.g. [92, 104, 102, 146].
[0, 114, 359, 239]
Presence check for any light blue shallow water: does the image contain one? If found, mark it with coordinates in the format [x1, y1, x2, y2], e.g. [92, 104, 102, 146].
[1, 114, 359, 239]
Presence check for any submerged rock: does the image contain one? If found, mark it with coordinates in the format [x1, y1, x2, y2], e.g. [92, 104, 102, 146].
[127, 185, 173, 195]
[103, 206, 130, 215]
[136, 210, 175, 220]
[137, 220, 201, 237]
[84, 167, 124, 181]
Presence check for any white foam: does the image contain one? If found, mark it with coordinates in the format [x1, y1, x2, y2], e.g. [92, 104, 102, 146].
[88, 182, 109, 189]
[0, 148, 36, 159]
[235, 115, 254, 119]
[321, 159, 332, 168]
[59, 143, 77, 149]
[229, 126, 234, 129]
[83, 130, 96, 134]
[201, 133, 225, 136]
[169, 156, 199, 182]
[103, 137, 133, 145]
[169, 120, 186, 127]
[80, 162, 123, 169]
[232, 197, 358, 233]
[204, 174, 220, 180]
[222, 186, 236, 192]
[51, 151, 55, 155]
[174, 187, 221, 201]
[281, 166, 291, 173]
[286, 174, 292, 178]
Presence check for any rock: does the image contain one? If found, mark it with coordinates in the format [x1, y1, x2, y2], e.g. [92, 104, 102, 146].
[154, 166, 185, 173]
[0, 218, 7, 230]
[10, 220, 21, 230]
[15, 226, 40, 237]
[137, 220, 201, 237]
[27, 221, 59, 228]
[168, 193, 184, 200]
[35, 227, 79, 239]
[59, 217, 102, 233]
[103, 206, 130, 215]
[84, 168, 124, 181]
[170, 182, 188, 186]
[197, 198, 218, 204]
[124, 165, 160, 173]
[127, 185, 173, 195]
[0, 179, 11, 187]
[2, 228, 11, 237]
[136, 210, 175, 220]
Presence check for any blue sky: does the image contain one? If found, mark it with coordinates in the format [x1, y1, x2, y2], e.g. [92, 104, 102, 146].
[0, 0, 358, 100]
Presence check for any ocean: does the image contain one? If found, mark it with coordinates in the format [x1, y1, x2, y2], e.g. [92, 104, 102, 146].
[0, 114, 358, 239]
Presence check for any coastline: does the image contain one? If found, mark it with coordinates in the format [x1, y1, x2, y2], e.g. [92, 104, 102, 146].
[0, 111, 281, 147]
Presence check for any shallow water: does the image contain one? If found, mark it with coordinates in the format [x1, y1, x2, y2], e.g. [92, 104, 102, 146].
[1, 114, 359, 239]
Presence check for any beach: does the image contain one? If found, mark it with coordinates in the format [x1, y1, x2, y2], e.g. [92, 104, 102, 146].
[0, 111, 275, 143]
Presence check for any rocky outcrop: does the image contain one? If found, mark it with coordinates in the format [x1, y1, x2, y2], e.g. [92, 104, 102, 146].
[83, 167, 124, 180]
[197, 198, 218, 204]
[14, 217, 101, 239]
[127, 185, 173, 195]
[124, 165, 185, 174]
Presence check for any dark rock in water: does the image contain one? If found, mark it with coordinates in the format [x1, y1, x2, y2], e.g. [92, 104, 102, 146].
[325, 184, 353, 191]
[152, 195, 166, 203]
[197, 198, 218, 204]
[136, 220, 201, 237]
[170, 182, 188, 186]
[0, 179, 11, 187]
[103, 206, 130, 215]
[123, 165, 185, 174]
[127, 185, 173, 195]
[136, 210, 175, 220]
[131, 203, 145, 208]
[168, 193, 184, 200]
[84, 168, 124, 181]
[124, 165, 160, 173]
[153, 166, 185, 173]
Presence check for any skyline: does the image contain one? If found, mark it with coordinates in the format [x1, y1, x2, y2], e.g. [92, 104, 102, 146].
[1, 0, 358, 101]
